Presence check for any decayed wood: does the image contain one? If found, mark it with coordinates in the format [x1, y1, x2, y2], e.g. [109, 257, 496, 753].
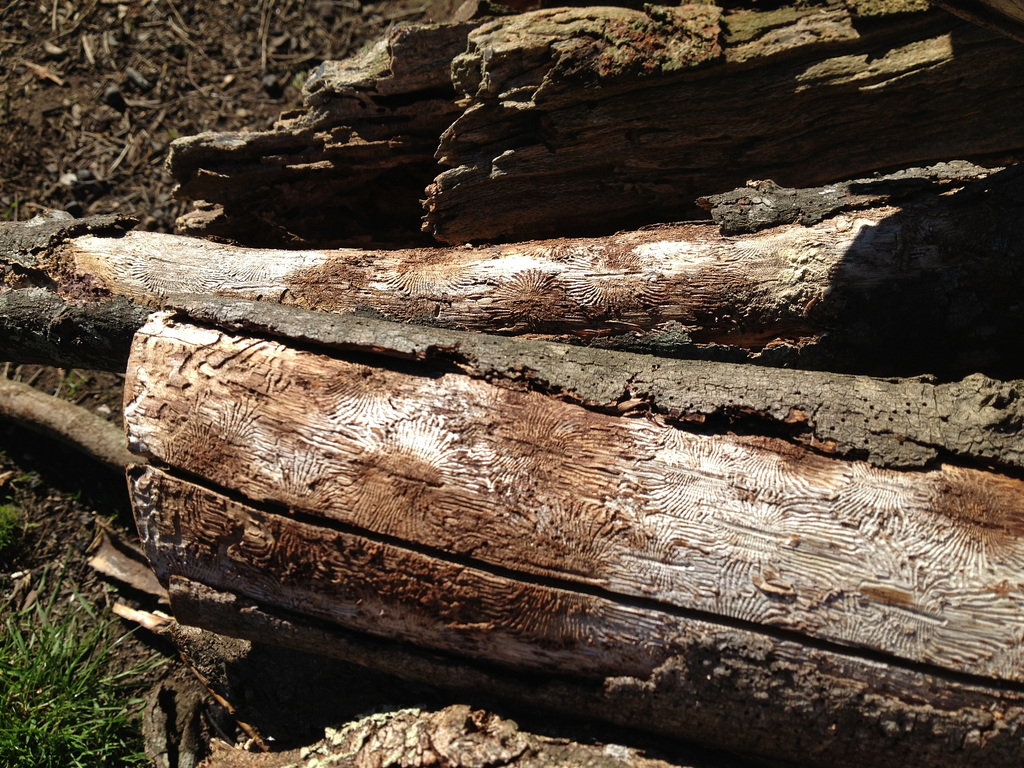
[123, 310, 1024, 680]
[168, 20, 474, 248]
[168, 3, 1024, 245]
[197, 705, 691, 768]
[9, 161, 1021, 379]
[125, 306, 1024, 765]
[166, 296, 1024, 475]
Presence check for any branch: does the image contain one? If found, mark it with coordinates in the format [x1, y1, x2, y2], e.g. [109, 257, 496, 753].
[0, 378, 138, 472]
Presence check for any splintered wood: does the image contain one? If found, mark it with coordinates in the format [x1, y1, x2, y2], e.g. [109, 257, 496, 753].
[126, 311, 1024, 685]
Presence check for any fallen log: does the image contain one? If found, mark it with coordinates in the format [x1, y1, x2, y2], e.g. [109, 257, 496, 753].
[4, 161, 1023, 378]
[126, 299, 1024, 767]
[168, 2, 1024, 246]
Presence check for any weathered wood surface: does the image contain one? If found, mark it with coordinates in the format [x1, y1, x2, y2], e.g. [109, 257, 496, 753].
[8, 161, 1022, 379]
[164, 296, 1024, 473]
[168, 3, 1024, 246]
[126, 303, 1024, 765]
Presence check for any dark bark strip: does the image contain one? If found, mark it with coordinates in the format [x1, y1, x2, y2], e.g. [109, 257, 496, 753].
[0, 288, 151, 371]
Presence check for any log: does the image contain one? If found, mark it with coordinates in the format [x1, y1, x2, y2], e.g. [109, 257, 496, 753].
[0, 379, 137, 472]
[0, 210, 151, 371]
[125, 299, 1024, 767]
[6, 161, 1024, 379]
[167, 2, 1024, 246]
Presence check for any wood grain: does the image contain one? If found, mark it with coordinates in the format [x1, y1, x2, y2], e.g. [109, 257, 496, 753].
[125, 312, 1024, 683]
[165, 3, 1024, 247]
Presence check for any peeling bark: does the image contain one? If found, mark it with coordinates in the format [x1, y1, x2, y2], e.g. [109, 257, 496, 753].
[167, 3, 1024, 246]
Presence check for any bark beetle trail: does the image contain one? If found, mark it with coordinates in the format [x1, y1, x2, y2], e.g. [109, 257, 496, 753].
[123, 304, 1024, 768]
[169, 581, 1024, 768]
[167, 297, 1024, 475]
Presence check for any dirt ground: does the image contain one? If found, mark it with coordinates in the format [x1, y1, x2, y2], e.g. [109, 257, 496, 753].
[0, 0, 425, 227]
[0, 0, 427, 762]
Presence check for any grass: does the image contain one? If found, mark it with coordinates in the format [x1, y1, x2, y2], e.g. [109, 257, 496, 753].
[0, 503, 24, 554]
[0, 567, 162, 768]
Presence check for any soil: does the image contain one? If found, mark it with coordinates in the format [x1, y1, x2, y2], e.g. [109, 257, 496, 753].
[0, 0, 423, 229]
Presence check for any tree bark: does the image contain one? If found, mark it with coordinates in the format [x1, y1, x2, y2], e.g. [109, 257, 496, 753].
[125, 300, 1024, 768]
[167, 2, 1024, 246]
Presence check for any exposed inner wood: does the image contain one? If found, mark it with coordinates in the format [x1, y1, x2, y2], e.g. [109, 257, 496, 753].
[125, 312, 1024, 684]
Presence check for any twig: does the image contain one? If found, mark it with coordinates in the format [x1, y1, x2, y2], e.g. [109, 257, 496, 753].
[162, 0, 193, 40]
[259, 0, 276, 72]
[19, 58, 65, 86]
[0, 378, 140, 472]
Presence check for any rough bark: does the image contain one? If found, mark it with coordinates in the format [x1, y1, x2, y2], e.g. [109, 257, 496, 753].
[0, 288, 151, 371]
[167, 2, 1024, 246]
[196, 705, 692, 768]
[125, 303, 1024, 768]
[7, 160, 1024, 379]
